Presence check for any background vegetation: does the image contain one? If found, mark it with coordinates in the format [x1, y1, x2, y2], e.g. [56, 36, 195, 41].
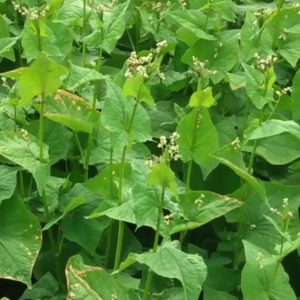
[0, 0, 300, 299]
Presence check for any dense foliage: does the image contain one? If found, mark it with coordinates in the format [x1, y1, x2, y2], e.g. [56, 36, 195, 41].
[0, 0, 300, 299]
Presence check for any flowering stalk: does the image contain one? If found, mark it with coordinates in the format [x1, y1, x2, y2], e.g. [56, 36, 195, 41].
[142, 187, 165, 300]
[113, 95, 141, 271]
[38, 92, 60, 280]
[179, 108, 202, 245]
[82, 50, 103, 180]
[233, 64, 273, 268]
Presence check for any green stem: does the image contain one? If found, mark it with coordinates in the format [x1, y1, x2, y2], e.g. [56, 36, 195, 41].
[142, 188, 165, 300]
[113, 99, 140, 270]
[126, 29, 136, 52]
[185, 160, 193, 193]
[39, 94, 45, 161]
[266, 98, 281, 121]
[233, 205, 245, 270]
[74, 132, 85, 164]
[109, 147, 114, 196]
[179, 109, 199, 245]
[39, 93, 60, 280]
[113, 220, 125, 271]
[113, 146, 127, 271]
[82, 50, 103, 181]
[233, 108, 264, 268]
[13, 10, 23, 66]
[152, 188, 165, 252]
[277, 0, 285, 10]
[247, 140, 258, 174]
[34, 20, 42, 52]
[82, 0, 87, 66]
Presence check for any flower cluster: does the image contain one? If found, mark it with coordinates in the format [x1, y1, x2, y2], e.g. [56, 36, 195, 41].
[164, 213, 173, 225]
[253, 8, 274, 19]
[254, 53, 278, 71]
[275, 86, 293, 97]
[145, 154, 161, 168]
[178, 0, 187, 9]
[150, 1, 171, 13]
[187, 56, 217, 78]
[256, 251, 265, 269]
[1, 77, 10, 90]
[13, 2, 49, 20]
[88, 0, 118, 14]
[269, 197, 293, 221]
[194, 193, 205, 208]
[278, 28, 289, 41]
[145, 132, 181, 168]
[159, 131, 181, 161]
[20, 128, 30, 148]
[125, 40, 168, 79]
[231, 137, 241, 150]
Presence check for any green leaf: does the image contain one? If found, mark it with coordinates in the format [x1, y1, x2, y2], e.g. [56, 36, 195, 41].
[132, 184, 160, 229]
[85, 1, 129, 54]
[250, 134, 300, 165]
[0, 131, 50, 195]
[66, 64, 105, 91]
[148, 162, 177, 194]
[0, 196, 41, 287]
[245, 120, 300, 165]
[66, 255, 128, 300]
[0, 15, 15, 61]
[234, 182, 300, 253]
[246, 119, 300, 141]
[189, 87, 215, 108]
[17, 52, 67, 106]
[262, 8, 300, 67]
[21, 19, 73, 62]
[0, 37, 19, 59]
[62, 184, 110, 255]
[204, 287, 238, 300]
[41, 90, 100, 133]
[226, 73, 246, 90]
[241, 240, 296, 300]
[123, 75, 155, 107]
[167, 10, 216, 42]
[55, 0, 85, 25]
[102, 78, 152, 145]
[243, 64, 274, 110]
[168, 191, 242, 235]
[188, 30, 239, 76]
[26, 119, 73, 164]
[19, 272, 64, 300]
[278, 34, 300, 67]
[177, 108, 219, 179]
[0, 166, 18, 205]
[213, 143, 266, 201]
[121, 241, 207, 300]
[240, 12, 261, 60]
